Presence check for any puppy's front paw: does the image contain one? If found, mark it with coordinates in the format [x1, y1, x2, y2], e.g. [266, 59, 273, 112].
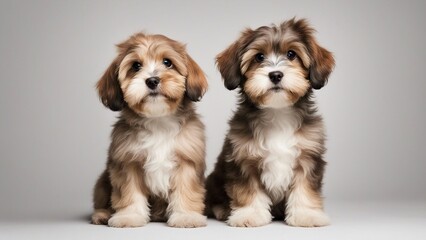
[227, 207, 272, 227]
[167, 212, 207, 228]
[108, 213, 149, 228]
[286, 208, 330, 227]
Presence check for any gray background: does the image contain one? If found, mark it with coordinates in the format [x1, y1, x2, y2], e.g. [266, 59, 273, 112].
[1, 0, 425, 239]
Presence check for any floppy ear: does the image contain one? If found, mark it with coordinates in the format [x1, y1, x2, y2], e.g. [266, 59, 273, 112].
[307, 37, 335, 90]
[96, 58, 125, 111]
[216, 29, 254, 90]
[185, 55, 208, 102]
[289, 18, 335, 90]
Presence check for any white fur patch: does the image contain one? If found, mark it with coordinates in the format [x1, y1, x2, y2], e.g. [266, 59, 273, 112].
[124, 78, 148, 106]
[229, 108, 302, 203]
[108, 212, 149, 228]
[286, 208, 330, 227]
[227, 191, 272, 227]
[257, 108, 301, 202]
[142, 96, 171, 117]
[141, 117, 180, 198]
[110, 115, 181, 198]
[168, 212, 207, 228]
[263, 92, 291, 109]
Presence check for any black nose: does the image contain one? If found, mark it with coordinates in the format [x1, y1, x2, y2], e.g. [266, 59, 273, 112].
[145, 77, 160, 90]
[268, 71, 283, 84]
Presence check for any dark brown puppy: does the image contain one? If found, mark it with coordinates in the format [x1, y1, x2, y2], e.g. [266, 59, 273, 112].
[205, 18, 335, 227]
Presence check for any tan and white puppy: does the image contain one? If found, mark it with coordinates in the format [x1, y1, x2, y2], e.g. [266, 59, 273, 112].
[205, 18, 335, 227]
[92, 33, 208, 228]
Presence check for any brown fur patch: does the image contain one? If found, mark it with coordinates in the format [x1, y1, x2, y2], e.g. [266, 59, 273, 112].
[167, 113, 207, 215]
[284, 19, 335, 89]
[185, 55, 208, 101]
[216, 29, 257, 90]
[96, 58, 125, 111]
[149, 196, 168, 222]
[108, 161, 149, 211]
[168, 161, 205, 214]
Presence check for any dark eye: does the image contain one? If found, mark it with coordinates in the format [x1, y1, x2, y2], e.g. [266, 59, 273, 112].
[163, 58, 173, 68]
[132, 62, 142, 71]
[287, 50, 297, 61]
[255, 53, 265, 63]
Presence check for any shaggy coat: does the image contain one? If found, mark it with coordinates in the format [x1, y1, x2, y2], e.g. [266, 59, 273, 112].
[205, 19, 335, 227]
[92, 33, 208, 228]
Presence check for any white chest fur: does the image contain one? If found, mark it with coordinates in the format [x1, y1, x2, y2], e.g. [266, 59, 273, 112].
[256, 109, 301, 202]
[137, 117, 180, 198]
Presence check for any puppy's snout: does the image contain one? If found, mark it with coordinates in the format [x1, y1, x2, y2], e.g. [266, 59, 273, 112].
[268, 71, 283, 84]
[146, 77, 160, 90]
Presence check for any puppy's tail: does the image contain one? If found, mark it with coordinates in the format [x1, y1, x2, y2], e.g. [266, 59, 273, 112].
[91, 170, 113, 225]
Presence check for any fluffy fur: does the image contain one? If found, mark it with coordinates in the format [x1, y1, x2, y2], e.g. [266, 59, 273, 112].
[205, 18, 335, 227]
[92, 33, 208, 228]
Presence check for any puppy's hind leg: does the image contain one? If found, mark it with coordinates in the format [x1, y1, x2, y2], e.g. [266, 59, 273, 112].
[91, 170, 113, 225]
[205, 170, 231, 221]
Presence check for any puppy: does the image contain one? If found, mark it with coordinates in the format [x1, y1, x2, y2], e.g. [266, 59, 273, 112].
[91, 33, 208, 228]
[205, 18, 335, 227]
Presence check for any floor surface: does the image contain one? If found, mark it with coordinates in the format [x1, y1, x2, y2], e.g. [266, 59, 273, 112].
[1, 201, 425, 240]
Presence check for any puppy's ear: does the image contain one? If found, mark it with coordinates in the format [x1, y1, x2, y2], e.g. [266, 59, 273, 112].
[96, 58, 125, 111]
[290, 19, 335, 90]
[308, 40, 335, 90]
[216, 29, 254, 90]
[185, 55, 208, 101]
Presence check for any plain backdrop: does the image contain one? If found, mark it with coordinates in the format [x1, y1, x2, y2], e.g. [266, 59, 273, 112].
[1, 0, 426, 224]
